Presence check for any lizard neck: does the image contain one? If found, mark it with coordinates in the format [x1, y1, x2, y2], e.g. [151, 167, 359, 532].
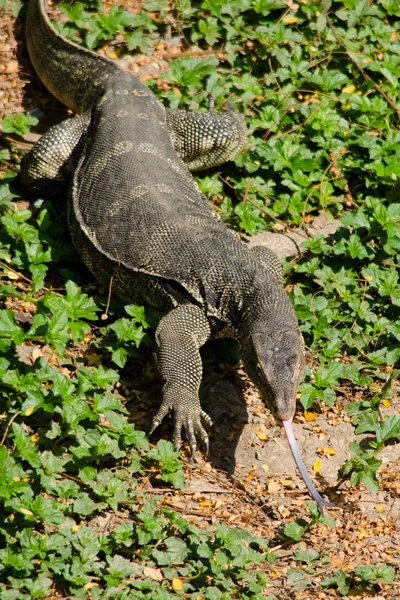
[240, 271, 299, 338]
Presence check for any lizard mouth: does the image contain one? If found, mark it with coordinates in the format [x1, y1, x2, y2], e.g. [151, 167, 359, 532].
[273, 391, 295, 422]
[282, 418, 339, 516]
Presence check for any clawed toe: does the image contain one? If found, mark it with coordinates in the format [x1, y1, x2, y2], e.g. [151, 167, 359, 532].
[149, 419, 160, 435]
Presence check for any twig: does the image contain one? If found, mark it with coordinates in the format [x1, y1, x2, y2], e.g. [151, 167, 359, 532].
[0, 259, 64, 297]
[102, 248, 121, 319]
[381, 261, 400, 269]
[242, 179, 252, 204]
[0, 260, 34, 285]
[102, 275, 113, 320]
[0, 411, 21, 446]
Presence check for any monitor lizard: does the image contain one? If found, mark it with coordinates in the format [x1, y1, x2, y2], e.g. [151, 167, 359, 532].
[20, 0, 336, 513]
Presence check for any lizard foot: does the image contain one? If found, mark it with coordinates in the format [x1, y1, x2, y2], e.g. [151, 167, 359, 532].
[150, 395, 212, 458]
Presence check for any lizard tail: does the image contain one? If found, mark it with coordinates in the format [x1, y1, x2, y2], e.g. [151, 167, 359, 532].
[26, 0, 120, 113]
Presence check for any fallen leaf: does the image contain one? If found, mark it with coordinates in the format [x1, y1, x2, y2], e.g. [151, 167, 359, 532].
[268, 480, 282, 493]
[143, 567, 163, 582]
[313, 459, 321, 473]
[304, 410, 318, 421]
[31, 347, 42, 361]
[342, 84, 356, 94]
[172, 578, 183, 591]
[277, 504, 290, 517]
[323, 447, 337, 455]
[228, 514, 239, 522]
[270, 569, 279, 579]
[5, 60, 19, 73]
[382, 399, 391, 408]
[83, 582, 98, 590]
[5, 270, 19, 280]
[283, 16, 297, 24]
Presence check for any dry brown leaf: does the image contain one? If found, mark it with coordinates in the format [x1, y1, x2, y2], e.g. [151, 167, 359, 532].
[31, 347, 43, 361]
[277, 504, 290, 517]
[143, 567, 163, 582]
[5, 60, 18, 73]
[304, 410, 318, 421]
[5, 270, 19, 280]
[83, 583, 98, 591]
[268, 480, 282, 493]
[228, 514, 239, 522]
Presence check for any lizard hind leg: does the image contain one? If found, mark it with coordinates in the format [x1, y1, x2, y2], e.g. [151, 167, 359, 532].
[19, 112, 91, 199]
[165, 103, 247, 172]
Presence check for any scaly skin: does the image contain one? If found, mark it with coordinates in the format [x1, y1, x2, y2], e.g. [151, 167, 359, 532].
[21, 0, 305, 461]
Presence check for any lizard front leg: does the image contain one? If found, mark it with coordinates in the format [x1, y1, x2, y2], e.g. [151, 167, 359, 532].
[19, 112, 91, 198]
[150, 304, 212, 457]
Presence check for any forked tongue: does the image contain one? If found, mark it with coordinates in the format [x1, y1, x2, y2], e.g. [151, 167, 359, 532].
[283, 418, 338, 516]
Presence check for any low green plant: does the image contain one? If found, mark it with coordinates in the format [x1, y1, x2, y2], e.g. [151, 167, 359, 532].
[0, 171, 270, 597]
[1, 0, 400, 595]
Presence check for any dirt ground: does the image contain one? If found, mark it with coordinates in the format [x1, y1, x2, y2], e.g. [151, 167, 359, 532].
[1, 3, 399, 599]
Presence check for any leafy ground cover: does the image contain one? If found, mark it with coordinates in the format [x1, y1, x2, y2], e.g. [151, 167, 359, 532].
[0, 0, 399, 598]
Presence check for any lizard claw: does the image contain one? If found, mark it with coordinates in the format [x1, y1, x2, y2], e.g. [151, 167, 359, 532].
[149, 419, 160, 435]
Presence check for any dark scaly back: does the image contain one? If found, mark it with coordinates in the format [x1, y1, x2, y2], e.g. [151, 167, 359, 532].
[26, 0, 119, 113]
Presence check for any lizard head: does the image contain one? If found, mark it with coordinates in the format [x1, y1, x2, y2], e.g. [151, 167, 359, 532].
[241, 329, 305, 421]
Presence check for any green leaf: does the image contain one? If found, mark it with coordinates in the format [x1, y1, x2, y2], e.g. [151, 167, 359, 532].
[294, 548, 319, 565]
[376, 415, 400, 443]
[355, 563, 395, 584]
[106, 554, 138, 579]
[73, 493, 100, 516]
[0, 309, 24, 346]
[11, 422, 41, 468]
[152, 537, 189, 566]
[321, 569, 351, 595]
[124, 304, 150, 328]
[0, 112, 38, 135]
[283, 520, 305, 541]
[286, 568, 310, 591]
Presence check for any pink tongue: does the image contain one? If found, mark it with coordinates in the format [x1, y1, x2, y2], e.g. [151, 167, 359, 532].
[283, 419, 338, 516]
